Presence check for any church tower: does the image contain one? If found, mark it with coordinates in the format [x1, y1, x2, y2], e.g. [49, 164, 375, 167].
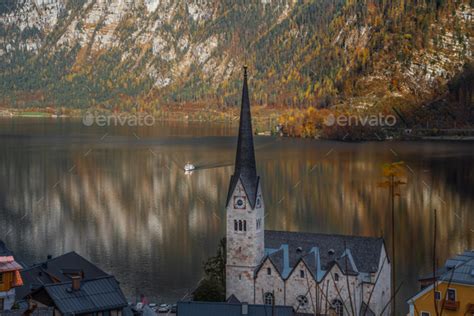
[225, 66, 265, 303]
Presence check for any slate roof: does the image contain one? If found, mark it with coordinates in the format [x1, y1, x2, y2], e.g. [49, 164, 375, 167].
[226, 66, 259, 209]
[437, 250, 474, 286]
[261, 230, 385, 280]
[43, 275, 128, 315]
[17, 251, 109, 300]
[177, 301, 294, 316]
[0, 240, 14, 257]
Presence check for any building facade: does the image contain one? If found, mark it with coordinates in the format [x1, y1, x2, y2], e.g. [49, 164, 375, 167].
[225, 67, 391, 316]
[0, 241, 23, 311]
[407, 250, 474, 316]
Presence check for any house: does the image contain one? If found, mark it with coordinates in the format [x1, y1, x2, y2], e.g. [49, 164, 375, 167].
[177, 300, 295, 316]
[225, 67, 391, 316]
[16, 251, 108, 300]
[407, 250, 474, 316]
[16, 252, 128, 315]
[0, 241, 23, 311]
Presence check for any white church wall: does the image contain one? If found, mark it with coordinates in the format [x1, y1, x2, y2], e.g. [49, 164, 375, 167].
[254, 259, 285, 305]
[226, 180, 265, 303]
[284, 261, 317, 314]
[319, 264, 362, 315]
[367, 244, 391, 316]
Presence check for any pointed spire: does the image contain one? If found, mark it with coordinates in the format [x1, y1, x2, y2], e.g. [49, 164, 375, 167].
[234, 66, 257, 179]
[226, 66, 259, 209]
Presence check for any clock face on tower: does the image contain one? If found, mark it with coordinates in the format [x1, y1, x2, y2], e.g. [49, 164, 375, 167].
[233, 196, 246, 209]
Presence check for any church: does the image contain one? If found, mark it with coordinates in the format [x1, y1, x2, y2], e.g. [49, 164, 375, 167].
[225, 67, 391, 316]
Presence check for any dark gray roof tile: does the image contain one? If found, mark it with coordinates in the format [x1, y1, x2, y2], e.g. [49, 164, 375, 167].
[265, 230, 384, 275]
[44, 276, 127, 314]
[226, 67, 259, 209]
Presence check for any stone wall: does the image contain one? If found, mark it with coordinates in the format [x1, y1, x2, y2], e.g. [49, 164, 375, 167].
[226, 180, 265, 303]
[254, 259, 285, 305]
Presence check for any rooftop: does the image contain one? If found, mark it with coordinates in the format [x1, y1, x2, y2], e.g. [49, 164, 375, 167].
[17, 251, 109, 300]
[437, 250, 474, 286]
[261, 230, 385, 280]
[0, 240, 14, 257]
[43, 275, 128, 314]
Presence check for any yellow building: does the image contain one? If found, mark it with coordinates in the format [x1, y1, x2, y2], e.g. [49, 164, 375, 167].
[0, 241, 23, 311]
[407, 250, 474, 316]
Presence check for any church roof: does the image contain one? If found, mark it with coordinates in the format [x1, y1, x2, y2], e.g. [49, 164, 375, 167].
[259, 230, 385, 280]
[226, 66, 259, 209]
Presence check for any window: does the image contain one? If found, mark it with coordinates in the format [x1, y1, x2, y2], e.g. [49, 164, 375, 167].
[243, 220, 247, 231]
[332, 300, 343, 316]
[256, 218, 262, 230]
[297, 295, 308, 308]
[446, 288, 456, 301]
[0, 273, 3, 284]
[267, 267, 271, 275]
[234, 220, 238, 231]
[0, 298, 4, 310]
[239, 220, 242, 231]
[300, 270, 305, 278]
[264, 292, 274, 305]
[334, 273, 339, 282]
[434, 291, 441, 300]
[421, 312, 430, 316]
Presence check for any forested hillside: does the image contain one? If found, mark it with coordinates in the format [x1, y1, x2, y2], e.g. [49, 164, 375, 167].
[0, 0, 472, 133]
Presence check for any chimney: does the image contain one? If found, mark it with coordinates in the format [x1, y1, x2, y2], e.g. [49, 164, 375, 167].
[71, 276, 81, 291]
[241, 302, 248, 315]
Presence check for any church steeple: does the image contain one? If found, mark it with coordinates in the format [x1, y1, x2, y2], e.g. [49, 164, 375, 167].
[226, 66, 259, 209]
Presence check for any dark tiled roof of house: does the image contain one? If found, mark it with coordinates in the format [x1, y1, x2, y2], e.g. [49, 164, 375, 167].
[0, 240, 14, 257]
[43, 275, 128, 314]
[17, 251, 109, 299]
[264, 230, 384, 279]
[177, 301, 294, 316]
[226, 67, 259, 209]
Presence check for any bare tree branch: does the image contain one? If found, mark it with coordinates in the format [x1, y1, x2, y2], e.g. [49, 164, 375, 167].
[363, 255, 387, 316]
[344, 241, 356, 316]
[380, 281, 403, 316]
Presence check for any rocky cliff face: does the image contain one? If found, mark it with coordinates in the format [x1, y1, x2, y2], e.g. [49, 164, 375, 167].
[0, 0, 472, 113]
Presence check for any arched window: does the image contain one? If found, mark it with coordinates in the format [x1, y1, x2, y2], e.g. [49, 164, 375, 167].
[243, 220, 247, 231]
[234, 220, 238, 231]
[239, 220, 242, 231]
[264, 292, 274, 305]
[267, 267, 271, 275]
[332, 299, 344, 316]
[334, 272, 339, 282]
[297, 295, 308, 308]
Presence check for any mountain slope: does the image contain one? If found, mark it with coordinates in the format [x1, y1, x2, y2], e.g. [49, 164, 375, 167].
[0, 0, 472, 122]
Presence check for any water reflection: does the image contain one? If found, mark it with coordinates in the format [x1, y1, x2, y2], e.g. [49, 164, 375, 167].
[0, 118, 473, 312]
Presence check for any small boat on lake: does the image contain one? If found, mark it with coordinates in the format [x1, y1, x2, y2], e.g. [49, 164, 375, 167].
[184, 163, 195, 172]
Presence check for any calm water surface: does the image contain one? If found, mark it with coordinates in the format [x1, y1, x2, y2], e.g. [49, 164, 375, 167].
[0, 118, 473, 312]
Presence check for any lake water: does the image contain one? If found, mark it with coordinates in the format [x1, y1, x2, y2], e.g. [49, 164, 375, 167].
[0, 118, 473, 312]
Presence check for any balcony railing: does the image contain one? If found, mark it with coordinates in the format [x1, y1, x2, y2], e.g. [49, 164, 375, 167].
[442, 299, 460, 311]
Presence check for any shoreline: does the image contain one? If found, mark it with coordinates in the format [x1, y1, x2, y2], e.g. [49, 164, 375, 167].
[1, 108, 474, 142]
